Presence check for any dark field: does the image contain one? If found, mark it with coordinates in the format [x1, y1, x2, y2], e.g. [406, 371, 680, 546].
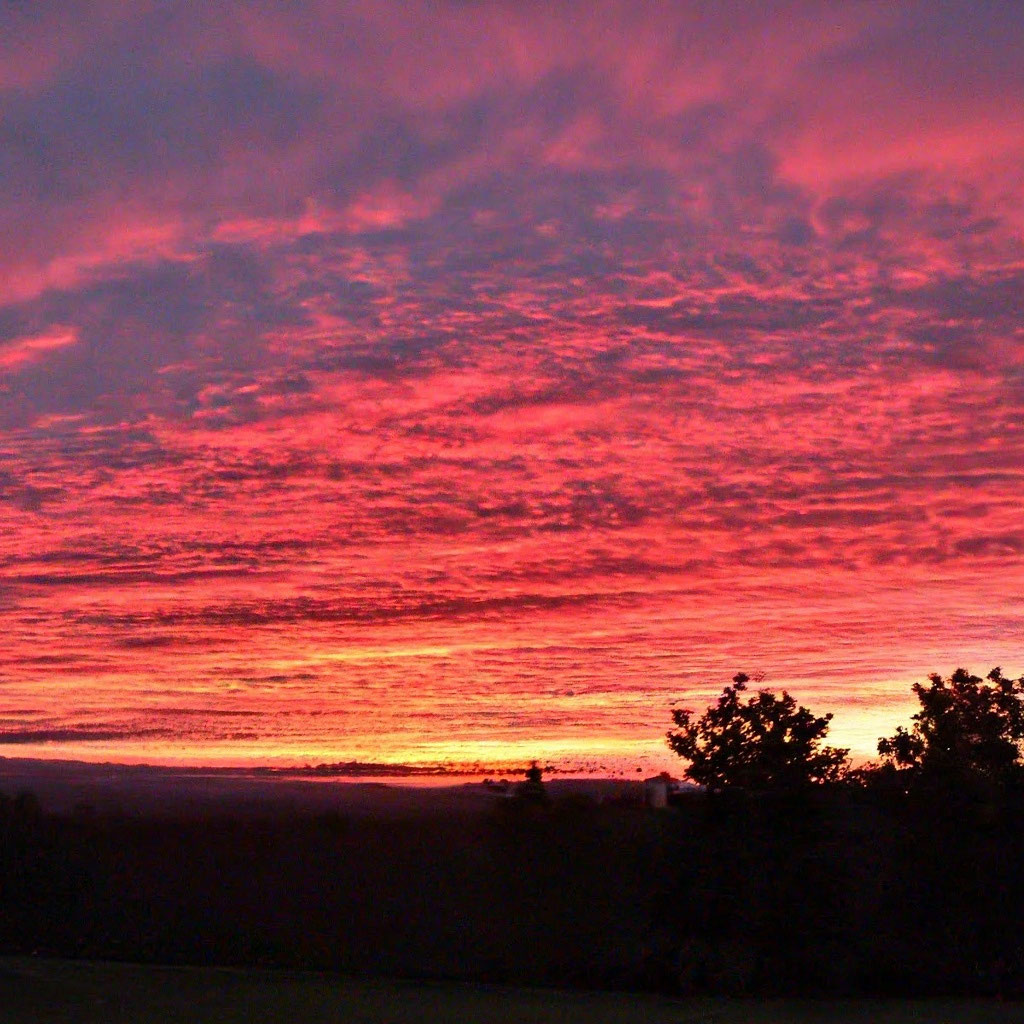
[1, 959, 1021, 1024]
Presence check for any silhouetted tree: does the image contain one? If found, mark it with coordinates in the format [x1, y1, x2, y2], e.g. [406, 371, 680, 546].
[667, 673, 849, 789]
[513, 761, 549, 805]
[876, 667, 1024, 783]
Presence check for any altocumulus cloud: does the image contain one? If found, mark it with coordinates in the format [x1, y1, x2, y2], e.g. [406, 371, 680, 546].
[1, 0, 1023, 767]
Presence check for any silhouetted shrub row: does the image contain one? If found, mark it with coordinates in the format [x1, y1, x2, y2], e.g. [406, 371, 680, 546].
[3, 784, 1024, 995]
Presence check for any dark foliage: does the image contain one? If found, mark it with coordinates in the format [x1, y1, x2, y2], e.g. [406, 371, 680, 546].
[876, 667, 1024, 785]
[512, 761, 550, 805]
[0, 792, 665, 989]
[5, 782, 1024, 996]
[3, 779, 1024, 996]
[666, 674, 849, 789]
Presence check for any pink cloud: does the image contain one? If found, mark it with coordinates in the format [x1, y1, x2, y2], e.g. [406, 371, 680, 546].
[2, 0, 1024, 770]
[0, 327, 77, 370]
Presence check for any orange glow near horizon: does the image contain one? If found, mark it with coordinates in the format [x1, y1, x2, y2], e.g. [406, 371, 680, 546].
[2, 2, 1024, 775]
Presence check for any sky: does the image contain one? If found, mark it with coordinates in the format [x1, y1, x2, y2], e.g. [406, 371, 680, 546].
[1, 1, 1023, 772]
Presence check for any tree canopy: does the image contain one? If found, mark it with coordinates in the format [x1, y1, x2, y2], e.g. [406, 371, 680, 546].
[876, 667, 1024, 782]
[667, 673, 849, 789]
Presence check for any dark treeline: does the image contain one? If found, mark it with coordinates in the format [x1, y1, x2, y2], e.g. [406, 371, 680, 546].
[3, 781, 1024, 996]
[661, 782, 1024, 996]
[0, 792, 667, 987]
[3, 667, 1024, 996]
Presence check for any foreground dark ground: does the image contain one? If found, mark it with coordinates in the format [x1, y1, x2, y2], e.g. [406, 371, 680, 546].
[1, 959, 1021, 1024]
[3, 764, 1024, 997]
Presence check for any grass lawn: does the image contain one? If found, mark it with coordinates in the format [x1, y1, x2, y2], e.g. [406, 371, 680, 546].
[0, 958, 1021, 1024]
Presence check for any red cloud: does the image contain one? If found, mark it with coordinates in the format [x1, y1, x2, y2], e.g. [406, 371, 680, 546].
[2, 1, 1023, 770]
